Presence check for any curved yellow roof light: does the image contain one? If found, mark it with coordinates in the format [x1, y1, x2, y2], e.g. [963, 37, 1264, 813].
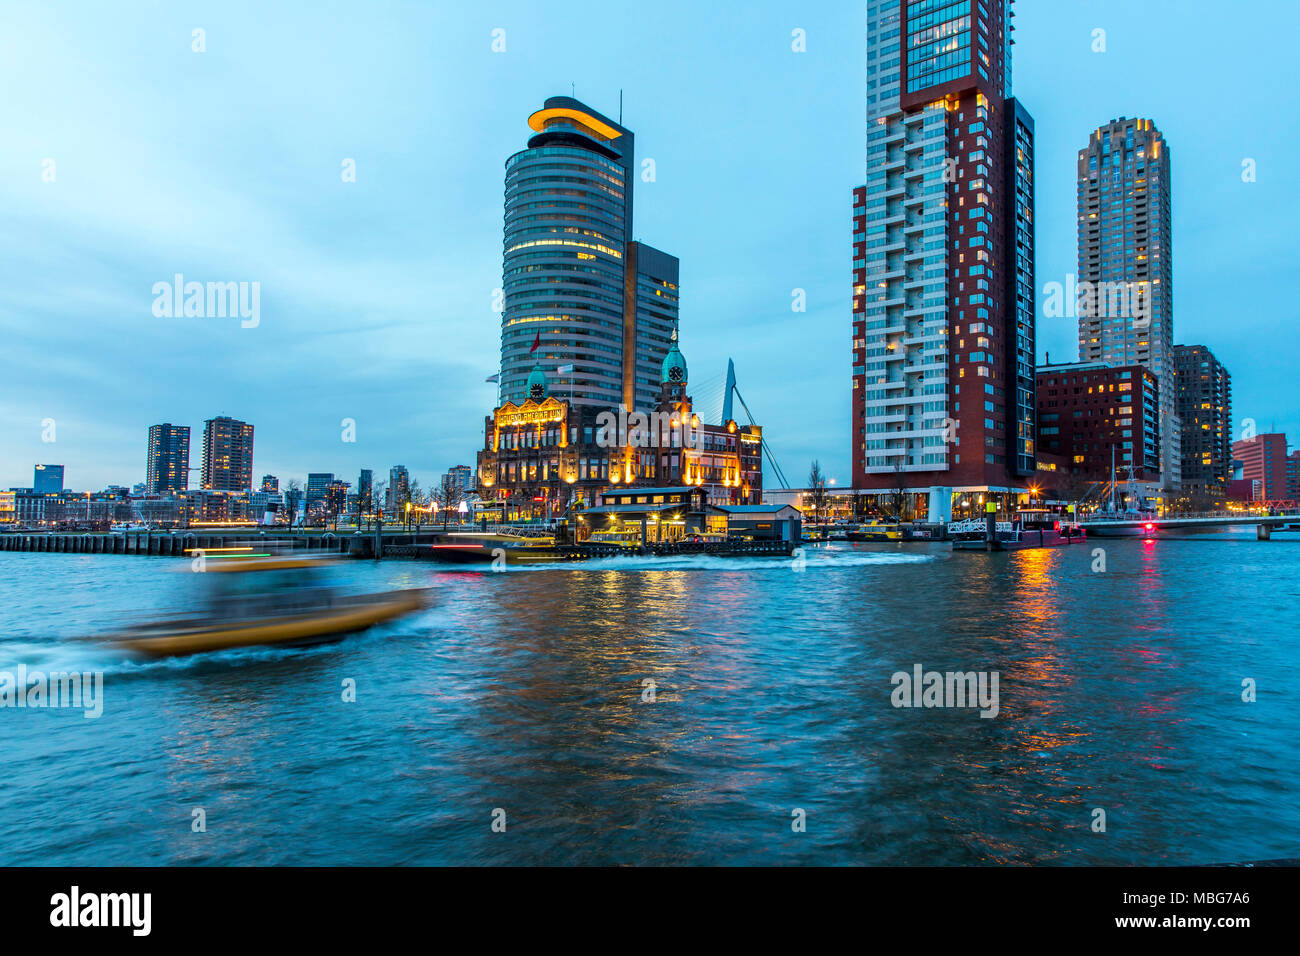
[528, 107, 622, 141]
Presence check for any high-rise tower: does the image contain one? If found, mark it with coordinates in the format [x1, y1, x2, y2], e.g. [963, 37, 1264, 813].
[500, 96, 678, 414]
[1077, 117, 1177, 490]
[1172, 344, 1231, 499]
[200, 416, 254, 492]
[146, 423, 190, 494]
[855, 0, 1035, 519]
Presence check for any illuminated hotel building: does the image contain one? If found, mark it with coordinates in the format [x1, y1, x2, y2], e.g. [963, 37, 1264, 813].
[146, 423, 190, 494]
[477, 339, 762, 520]
[855, 0, 1035, 520]
[200, 416, 254, 492]
[1077, 117, 1177, 490]
[500, 96, 678, 414]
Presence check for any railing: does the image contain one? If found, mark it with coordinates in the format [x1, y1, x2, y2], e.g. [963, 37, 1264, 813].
[947, 519, 1013, 535]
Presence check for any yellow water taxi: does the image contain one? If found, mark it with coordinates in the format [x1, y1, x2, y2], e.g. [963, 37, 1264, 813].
[848, 520, 904, 541]
[107, 555, 431, 658]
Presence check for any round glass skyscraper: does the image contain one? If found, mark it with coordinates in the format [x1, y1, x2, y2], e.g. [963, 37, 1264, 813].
[501, 99, 634, 409]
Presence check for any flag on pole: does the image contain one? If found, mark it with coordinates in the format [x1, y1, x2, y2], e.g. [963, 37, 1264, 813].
[557, 364, 574, 374]
[530, 332, 540, 353]
[484, 373, 499, 383]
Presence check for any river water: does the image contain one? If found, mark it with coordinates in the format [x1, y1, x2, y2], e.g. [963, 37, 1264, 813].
[1, 534, 1296, 866]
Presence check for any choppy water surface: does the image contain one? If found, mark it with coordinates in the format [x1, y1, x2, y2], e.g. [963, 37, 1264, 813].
[1, 534, 1297, 865]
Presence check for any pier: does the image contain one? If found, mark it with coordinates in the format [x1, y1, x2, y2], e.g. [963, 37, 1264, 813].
[1080, 514, 1300, 538]
[0, 528, 798, 561]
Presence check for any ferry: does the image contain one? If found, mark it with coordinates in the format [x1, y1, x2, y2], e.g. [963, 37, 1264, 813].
[105, 555, 430, 658]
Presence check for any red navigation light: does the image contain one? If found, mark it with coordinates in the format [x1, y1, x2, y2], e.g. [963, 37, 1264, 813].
[1053, 521, 1061, 531]
[1144, 522, 1154, 531]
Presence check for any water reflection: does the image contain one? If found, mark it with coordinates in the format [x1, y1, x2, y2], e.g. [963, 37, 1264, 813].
[1, 540, 1297, 865]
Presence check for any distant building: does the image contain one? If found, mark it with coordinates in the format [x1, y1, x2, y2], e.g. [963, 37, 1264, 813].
[306, 473, 334, 516]
[1231, 433, 1288, 501]
[1289, 450, 1300, 500]
[358, 469, 373, 509]
[33, 464, 64, 494]
[146, 423, 190, 494]
[325, 479, 350, 517]
[441, 465, 471, 499]
[201, 417, 254, 491]
[1172, 345, 1232, 499]
[261, 474, 279, 493]
[387, 466, 410, 512]
[1035, 361, 1160, 484]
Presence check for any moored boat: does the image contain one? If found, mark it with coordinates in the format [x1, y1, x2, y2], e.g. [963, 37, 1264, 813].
[951, 510, 1087, 551]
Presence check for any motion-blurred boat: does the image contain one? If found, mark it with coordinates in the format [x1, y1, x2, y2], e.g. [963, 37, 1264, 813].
[105, 555, 430, 658]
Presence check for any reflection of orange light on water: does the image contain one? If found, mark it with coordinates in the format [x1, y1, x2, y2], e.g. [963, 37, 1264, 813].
[1012, 548, 1061, 629]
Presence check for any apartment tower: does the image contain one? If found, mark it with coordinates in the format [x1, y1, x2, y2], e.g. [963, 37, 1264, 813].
[1077, 117, 1177, 491]
[856, 0, 1035, 521]
[146, 423, 191, 494]
[200, 416, 254, 492]
[1172, 344, 1231, 499]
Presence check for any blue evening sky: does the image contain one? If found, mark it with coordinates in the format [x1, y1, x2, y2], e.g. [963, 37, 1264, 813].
[1, 0, 1295, 492]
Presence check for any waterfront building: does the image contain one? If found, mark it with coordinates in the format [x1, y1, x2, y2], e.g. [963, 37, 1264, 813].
[713, 504, 802, 544]
[0, 490, 15, 524]
[1172, 344, 1232, 500]
[1077, 117, 1178, 490]
[476, 338, 762, 521]
[1035, 360, 1160, 485]
[261, 474, 279, 493]
[146, 423, 190, 494]
[200, 416, 254, 491]
[855, 0, 1036, 522]
[642, 336, 762, 505]
[1231, 433, 1288, 502]
[177, 489, 250, 525]
[500, 95, 678, 415]
[1289, 450, 1300, 501]
[33, 464, 64, 494]
[578, 486, 722, 545]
